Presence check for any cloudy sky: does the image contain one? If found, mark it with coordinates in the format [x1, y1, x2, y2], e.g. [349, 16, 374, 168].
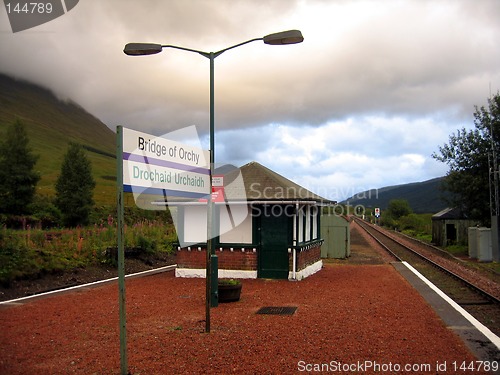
[1, 0, 499, 201]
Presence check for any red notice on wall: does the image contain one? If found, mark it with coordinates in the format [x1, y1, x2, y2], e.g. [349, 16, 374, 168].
[198, 175, 225, 202]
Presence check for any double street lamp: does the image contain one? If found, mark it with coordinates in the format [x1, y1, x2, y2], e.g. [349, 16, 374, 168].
[123, 29, 303, 335]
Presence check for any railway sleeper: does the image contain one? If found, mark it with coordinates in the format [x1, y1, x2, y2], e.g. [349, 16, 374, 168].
[457, 300, 493, 306]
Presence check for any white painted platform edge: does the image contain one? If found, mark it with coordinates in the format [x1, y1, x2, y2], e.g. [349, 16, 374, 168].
[402, 261, 500, 350]
[0, 264, 177, 306]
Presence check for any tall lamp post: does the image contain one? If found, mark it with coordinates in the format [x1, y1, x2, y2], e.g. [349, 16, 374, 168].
[124, 29, 302, 336]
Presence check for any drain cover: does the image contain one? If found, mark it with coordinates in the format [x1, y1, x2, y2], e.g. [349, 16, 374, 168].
[256, 306, 297, 315]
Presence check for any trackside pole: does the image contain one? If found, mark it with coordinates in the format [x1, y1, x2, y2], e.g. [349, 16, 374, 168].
[116, 126, 128, 375]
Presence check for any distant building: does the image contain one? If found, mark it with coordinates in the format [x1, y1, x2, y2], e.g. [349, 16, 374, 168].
[174, 161, 333, 280]
[431, 207, 477, 246]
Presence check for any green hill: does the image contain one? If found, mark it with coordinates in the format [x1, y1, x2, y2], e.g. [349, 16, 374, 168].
[0, 73, 116, 205]
[341, 177, 451, 214]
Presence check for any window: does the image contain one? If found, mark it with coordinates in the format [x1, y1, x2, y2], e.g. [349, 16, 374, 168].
[312, 206, 318, 240]
[297, 207, 304, 243]
[219, 205, 252, 244]
[183, 205, 207, 244]
[305, 206, 311, 242]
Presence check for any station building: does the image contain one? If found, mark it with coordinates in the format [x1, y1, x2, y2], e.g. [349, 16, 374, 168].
[174, 161, 332, 280]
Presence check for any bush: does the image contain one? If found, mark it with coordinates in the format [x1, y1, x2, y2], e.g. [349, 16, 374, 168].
[399, 213, 431, 232]
[380, 213, 397, 229]
[0, 193, 178, 284]
[380, 199, 413, 230]
[29, 195, 61, 228]
[381, 210, 433, 240]
[0, 218, 177, 285]
[0, 231, 36, 286]
[386, 199, 413, 219]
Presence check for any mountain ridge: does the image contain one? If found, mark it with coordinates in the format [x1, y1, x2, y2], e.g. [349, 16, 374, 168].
[341, 176, 450, 214]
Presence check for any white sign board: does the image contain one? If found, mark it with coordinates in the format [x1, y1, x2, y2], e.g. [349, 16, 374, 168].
[212, 175, 224, 187]
[122, 127, 210, 198]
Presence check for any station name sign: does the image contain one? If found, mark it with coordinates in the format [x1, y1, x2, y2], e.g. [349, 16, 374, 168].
[121, 127, 210, 198]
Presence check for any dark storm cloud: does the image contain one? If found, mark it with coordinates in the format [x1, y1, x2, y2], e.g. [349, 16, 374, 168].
[1, 0, 499, 199]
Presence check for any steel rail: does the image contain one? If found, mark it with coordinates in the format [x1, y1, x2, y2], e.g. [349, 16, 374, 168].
[353, 217, 500, 305]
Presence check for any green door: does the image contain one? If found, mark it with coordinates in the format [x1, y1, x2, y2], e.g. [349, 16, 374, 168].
[258, 210, 290, 279]
[320, 215, 350, 259]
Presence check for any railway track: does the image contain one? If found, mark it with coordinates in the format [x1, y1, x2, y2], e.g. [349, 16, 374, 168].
[353, 217, 500, 337]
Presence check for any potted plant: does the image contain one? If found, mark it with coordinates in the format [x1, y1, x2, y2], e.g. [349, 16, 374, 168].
[218, 278, 242, 302]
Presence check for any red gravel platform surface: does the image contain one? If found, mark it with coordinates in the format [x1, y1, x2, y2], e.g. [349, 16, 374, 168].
[0, 264, 487, 374]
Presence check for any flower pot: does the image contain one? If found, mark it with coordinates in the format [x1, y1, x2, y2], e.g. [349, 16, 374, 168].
[218, 280, 242, 303]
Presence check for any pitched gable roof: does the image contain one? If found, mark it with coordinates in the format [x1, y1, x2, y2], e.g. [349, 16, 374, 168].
[223, 161, 331, 203]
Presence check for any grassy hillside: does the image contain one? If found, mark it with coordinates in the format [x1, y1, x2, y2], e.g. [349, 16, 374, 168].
[0, 74, 116, 205]
[342, 177, 451, 214]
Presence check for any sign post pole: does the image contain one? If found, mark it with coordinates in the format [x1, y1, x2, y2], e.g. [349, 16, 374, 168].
[116, 126, 128, 375]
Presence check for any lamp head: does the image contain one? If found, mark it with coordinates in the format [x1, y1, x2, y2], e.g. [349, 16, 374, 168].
[263, 30, 304, 45]
[123, 43, 163, 56]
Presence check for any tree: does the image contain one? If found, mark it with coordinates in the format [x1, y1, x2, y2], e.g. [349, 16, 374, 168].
[432, 93, 500, 225]
[0, 119, 40, 215]
[387, 199, 413, 219]
[381, 199, 412, 229]
[55, 143, 96, 227]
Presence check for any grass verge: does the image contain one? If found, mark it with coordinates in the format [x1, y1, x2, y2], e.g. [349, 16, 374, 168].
[0, 219, 176, 286]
